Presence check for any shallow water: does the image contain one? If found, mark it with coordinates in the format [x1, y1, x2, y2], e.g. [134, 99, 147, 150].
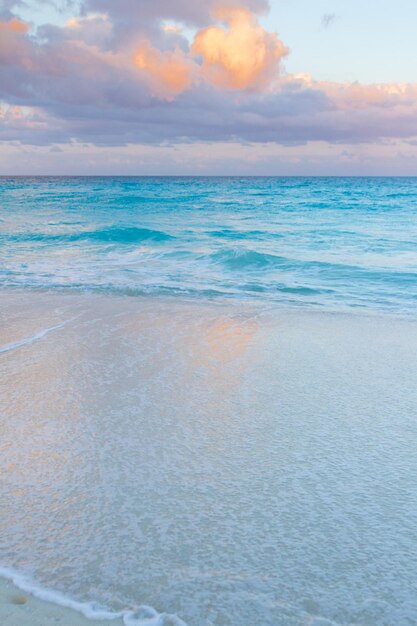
[1, 290, 417, 625]
[1, 176, 417, 314]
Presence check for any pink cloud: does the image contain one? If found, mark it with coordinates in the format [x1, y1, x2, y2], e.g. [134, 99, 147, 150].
[0, 17, 28, 34]
[132, 6, 288, 96]
[192, 7, 288, 91]
[291, 74, 417, 111]
[0, 1, 417, 154]
[134, 41, 195, 99]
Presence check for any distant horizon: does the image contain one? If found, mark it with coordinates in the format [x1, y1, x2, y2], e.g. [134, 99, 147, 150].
[2, 174, 417, 179]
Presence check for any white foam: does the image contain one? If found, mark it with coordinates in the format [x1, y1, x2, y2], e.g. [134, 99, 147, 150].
[123, 606, 188, 626]
[0, 316, 79, 355]
[0, 566, 187, 626]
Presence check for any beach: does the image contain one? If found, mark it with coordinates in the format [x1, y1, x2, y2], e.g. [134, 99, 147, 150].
[2, 287, 417, 625]
[2, 175, 417, 625]
[0, 576, 124, 626]
[2, 0, 417, 614]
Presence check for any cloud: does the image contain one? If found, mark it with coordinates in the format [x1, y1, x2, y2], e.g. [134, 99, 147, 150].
[3, 138, 417, 176]
[192, 7, 288, 91]
[130, 7, 288, 97]
[0, 1, 26, 19]
[0, 102, 60, 144]
[292, 73, 417, 111]
[321, 13, 337, 29]
[133, 41, 195, 99]
[82, 0, 269, 29]
[162, 24, 184, 35]
[0, 17, 28, 33]
[60, 14, 114, 46]
[0, 0, 416, 157]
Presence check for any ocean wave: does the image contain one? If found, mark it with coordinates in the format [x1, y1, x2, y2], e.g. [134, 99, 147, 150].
[0, 566, 188, 626]
[1, 176, 417, 315]
[206, 229, 270, 239]
[2, 227, 174, 245]
[207, 248, 290, 270]
[79, 227, 174, 244]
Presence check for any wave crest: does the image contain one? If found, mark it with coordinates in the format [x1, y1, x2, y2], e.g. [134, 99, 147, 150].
[209, 248, 288, 270]
[3, 227, 174, 245]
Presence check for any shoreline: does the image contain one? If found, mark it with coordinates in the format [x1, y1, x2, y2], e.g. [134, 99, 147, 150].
[0, 571, 124, 626]
[0, 284, 415, 323]
[0, 568, 187, 626]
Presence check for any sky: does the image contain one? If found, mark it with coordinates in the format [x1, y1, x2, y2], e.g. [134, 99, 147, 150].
[1, 0, 417, 175]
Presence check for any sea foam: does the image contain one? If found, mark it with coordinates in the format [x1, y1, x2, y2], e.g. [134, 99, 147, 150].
[0, 567, 187, 626]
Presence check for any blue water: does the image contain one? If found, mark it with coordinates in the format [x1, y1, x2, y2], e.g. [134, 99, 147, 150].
[2, 177, 417, 626]
[1, 176, 417, 314]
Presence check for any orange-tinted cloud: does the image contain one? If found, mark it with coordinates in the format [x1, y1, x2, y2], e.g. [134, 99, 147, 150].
[134, 41, 194, 99]
[0, 18, 32, 70]
[192, 7, 288, 91]
[2, 0, 417, 157]
[290, 73, 417, 110]
[325, 81, 417, 110]
[162, 24, 183, 35]
[0, 18, 29, 34]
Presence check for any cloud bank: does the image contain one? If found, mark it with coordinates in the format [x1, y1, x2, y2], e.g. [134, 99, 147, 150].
[1, 0, 417, 163]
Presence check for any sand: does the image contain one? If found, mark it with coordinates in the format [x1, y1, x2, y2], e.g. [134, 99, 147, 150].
[0, 577, 124, 626]
[2, 289, 417, 625]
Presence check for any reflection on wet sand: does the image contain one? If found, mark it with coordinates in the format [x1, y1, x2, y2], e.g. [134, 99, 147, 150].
[2, 290, 417, 626]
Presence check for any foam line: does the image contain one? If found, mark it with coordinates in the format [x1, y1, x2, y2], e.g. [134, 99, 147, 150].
[0, 315, 80, 355]
[0, 565, 122, 620]
[0, 566, 188, 625]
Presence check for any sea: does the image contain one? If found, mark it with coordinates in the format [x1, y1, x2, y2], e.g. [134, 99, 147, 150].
[1, 176, 417, 314]
[1, 176, 417, 626]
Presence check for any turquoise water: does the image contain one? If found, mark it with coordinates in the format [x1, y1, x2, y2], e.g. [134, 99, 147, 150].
[2, 178, 417, 626]
[1, 176, 417, 314]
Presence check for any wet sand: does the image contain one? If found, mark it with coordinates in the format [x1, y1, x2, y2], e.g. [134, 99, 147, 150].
[2, 289, 417, 625]
[0, 577, 123, 626]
